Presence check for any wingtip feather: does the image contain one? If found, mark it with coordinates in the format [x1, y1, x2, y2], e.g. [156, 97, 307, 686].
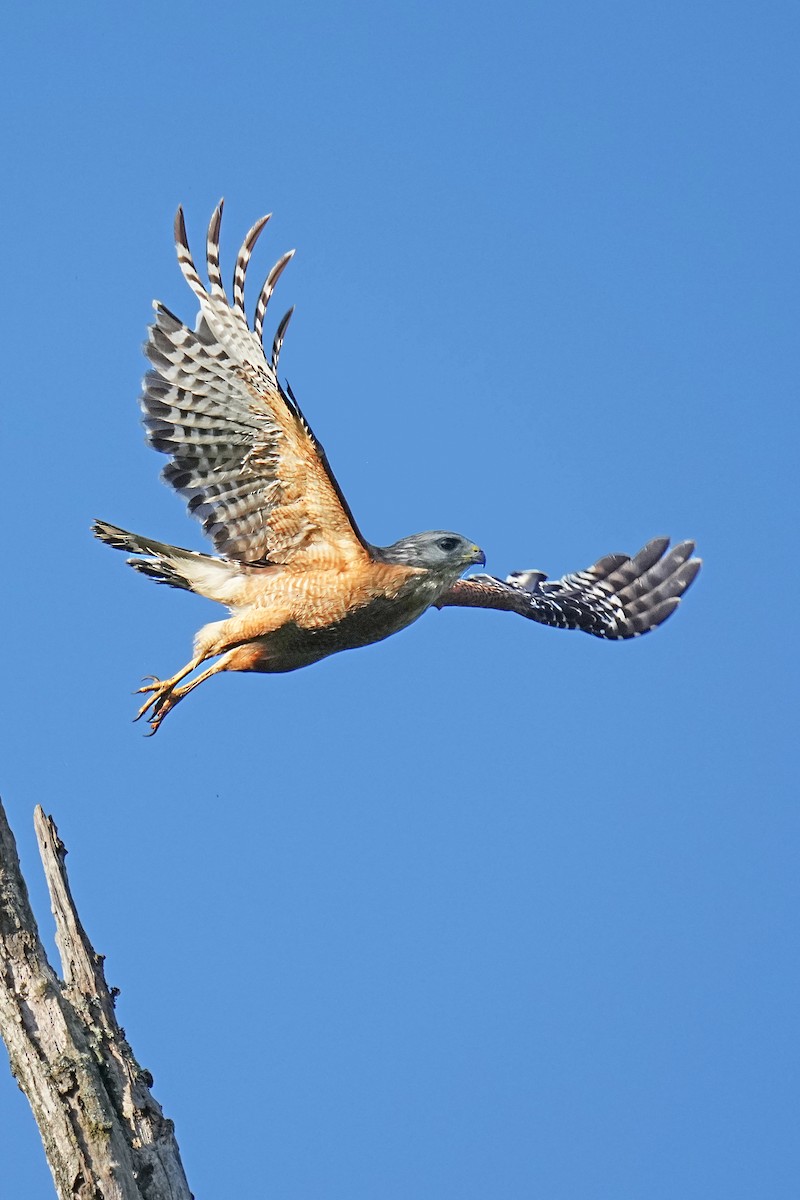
[254, 249, 296, 341]
[232, 213, 273, 313]
[174, 205, 187, 247]
[206, 200, 227, 297]
[272, 306, 295, 371]
[208, 198, 224, 242]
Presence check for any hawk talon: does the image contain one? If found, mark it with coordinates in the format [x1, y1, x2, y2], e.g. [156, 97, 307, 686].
[134, 680, 175, 724]
[134, 676, 159, 697]
[145, 710, 169, 736]
[133, 698, 157, 723]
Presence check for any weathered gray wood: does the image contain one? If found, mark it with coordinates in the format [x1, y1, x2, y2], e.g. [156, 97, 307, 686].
[0, 799, 193, 1199]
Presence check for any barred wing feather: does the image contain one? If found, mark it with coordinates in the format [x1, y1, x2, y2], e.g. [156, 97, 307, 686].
[435, 538, 701, 639]
[140, 201, 369, 568]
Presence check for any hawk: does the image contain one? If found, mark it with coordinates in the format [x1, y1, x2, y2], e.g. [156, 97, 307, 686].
[94, 203, 701, 734]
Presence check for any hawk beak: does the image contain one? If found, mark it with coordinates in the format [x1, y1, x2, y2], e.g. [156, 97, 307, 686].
[471, 546, 486, 567]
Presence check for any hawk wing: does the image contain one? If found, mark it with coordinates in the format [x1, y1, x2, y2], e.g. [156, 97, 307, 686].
[434, 538, 701, 639]
[141, 202, 369, 568]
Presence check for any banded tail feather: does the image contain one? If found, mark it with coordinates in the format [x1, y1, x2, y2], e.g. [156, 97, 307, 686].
[91, 520, 241, 601]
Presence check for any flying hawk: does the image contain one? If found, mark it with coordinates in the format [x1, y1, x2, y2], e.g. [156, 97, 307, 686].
[94, 203, 701, 734]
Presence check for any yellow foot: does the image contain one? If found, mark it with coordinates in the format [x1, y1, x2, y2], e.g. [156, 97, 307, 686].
[134, 676, 181, 736]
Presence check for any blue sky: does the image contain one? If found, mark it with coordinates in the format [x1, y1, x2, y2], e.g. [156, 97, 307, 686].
[1, 2, 797, 1196]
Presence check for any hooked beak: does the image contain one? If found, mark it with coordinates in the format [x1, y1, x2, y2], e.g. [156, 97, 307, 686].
[469, 545, 486, 568]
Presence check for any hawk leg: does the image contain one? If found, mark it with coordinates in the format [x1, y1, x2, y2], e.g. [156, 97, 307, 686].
[135, 644, 265, 735]
[134, 656, 204, 735]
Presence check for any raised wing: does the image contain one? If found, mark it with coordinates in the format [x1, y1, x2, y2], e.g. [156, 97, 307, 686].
[434, 538, 701, 639]
[141, 202, 370, 568]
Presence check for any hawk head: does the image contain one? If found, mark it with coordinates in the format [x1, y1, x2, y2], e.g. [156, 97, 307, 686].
[375, 531, 485, 578]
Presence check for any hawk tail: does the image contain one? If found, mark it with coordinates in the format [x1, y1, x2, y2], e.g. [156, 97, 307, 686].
[92, 520, 240, 600]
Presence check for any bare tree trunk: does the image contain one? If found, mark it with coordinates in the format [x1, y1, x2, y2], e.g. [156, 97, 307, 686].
[0, 798, 193, 1199]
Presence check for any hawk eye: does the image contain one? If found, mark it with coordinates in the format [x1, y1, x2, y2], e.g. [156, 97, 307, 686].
[437, 537, 460, 552]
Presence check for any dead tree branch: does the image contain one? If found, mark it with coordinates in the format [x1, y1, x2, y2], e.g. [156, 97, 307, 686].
[0, 798, 192, 1199]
